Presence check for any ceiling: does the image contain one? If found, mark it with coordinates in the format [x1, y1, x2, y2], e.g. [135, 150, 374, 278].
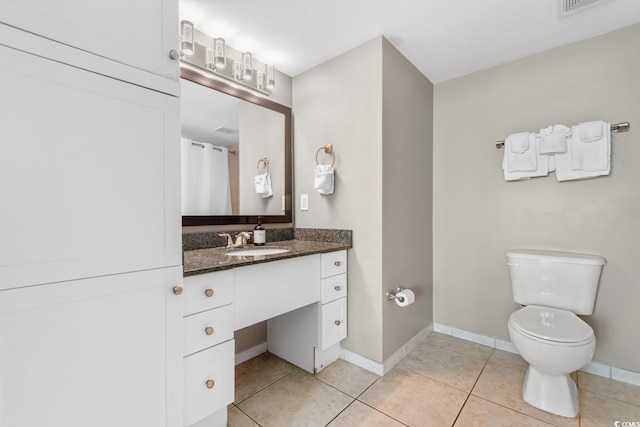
[179, 0, 640, 84]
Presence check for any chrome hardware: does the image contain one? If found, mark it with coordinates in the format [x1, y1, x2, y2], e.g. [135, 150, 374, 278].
[205, 379, 215, 389]
[172, 285, 183, 296]
[334, 261, 341, 267]
[205, 327, 214, 336]
[169, 49, 180, 60]
[204, 288, 214, 298]
[334, 320, 341, 326]
[334, 285, 341, 292]
[219, 233, 233, 248]
[386, 287, 405, 301]
[234, 231, 252, 248]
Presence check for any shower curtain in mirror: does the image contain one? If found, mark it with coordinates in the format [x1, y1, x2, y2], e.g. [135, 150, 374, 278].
[181, 138, 232, 215]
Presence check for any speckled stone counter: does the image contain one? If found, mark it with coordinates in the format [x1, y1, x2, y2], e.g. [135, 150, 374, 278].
[183, 239, 351, 276]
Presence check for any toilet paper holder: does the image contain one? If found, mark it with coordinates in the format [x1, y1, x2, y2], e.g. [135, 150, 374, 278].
[386, 287, 406, 302]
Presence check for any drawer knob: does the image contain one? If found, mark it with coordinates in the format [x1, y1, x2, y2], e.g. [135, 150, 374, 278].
[334, 320, 341, 326]
[172, 285, 183, 296]
[205, 326, 214, 336]
[205, 379, 215, 389]
[334, 285, 341, 292]
[204, 288, 214, 298]
[334, 261, 341, 267]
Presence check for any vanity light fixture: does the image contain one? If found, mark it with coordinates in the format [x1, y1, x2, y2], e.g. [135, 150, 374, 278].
[180, 20, 194, 56]
[233, 60, 243, 80]
[266, 64, 276, 89]
[256, 70, 265, 90]
[214, 38, 226, 69]
[205, 47, 215, 69]
[242, 52, 253, 81]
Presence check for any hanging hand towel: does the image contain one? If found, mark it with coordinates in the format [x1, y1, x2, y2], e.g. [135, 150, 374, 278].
[538, 125, 571, 154]
[314, 165, 334, 195]
[254, 172, 273, 198]
[502, 132, 550, 181]
[554, 123, 610, 181]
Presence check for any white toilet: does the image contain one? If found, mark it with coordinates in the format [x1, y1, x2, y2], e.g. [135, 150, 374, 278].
[506, 249, 605, 418]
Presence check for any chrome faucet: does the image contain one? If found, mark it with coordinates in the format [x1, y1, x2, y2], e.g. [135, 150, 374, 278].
[234, 231, 252, 248]
[218, 233, 234, 248]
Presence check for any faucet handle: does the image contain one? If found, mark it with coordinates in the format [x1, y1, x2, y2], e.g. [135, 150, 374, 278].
[218, 233, 233, 247]
[235, 231, 252, 246]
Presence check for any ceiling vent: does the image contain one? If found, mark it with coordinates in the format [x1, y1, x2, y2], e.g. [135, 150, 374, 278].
[212, 126, 237, 135]
[560, 0, 608, 15]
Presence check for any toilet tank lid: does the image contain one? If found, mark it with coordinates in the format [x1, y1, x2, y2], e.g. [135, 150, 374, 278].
[506, 249, 605, 266]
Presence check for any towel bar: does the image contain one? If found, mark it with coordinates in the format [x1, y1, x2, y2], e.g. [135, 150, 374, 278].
[495, 121, 629, 149]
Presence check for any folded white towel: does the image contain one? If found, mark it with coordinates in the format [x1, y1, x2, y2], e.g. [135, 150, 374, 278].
[502, 134, 551, 181]
[254, 172, 273, 198]
[505, 132, 537, 173]
[554, 124, 610, 181]
[314, 165, 334, 194]
[579, 120, 605, 142]
[538, 125, 571, 154]
[571, 122, 610, 171]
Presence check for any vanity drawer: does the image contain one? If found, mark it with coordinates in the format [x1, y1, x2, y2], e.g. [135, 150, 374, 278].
[183, 304, 234, 357]
[184, 339, 234, 427]
[183, 269, 233, 316]
[321, 251, 347, 279]
[321, 273, 347, 304]
[319, 297, 347, 350]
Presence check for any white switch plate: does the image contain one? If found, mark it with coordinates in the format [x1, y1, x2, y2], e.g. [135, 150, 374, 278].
[300, 194, 308, 211]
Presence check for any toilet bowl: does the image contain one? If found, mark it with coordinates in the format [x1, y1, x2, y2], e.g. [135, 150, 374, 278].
[508, 305, 596, 417]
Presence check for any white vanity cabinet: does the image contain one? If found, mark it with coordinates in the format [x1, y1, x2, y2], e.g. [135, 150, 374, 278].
[182, 270, 235, 427]
[0, 0, 179, 81]
[0, 267, 183, 427]
[268, 250, 348, 373]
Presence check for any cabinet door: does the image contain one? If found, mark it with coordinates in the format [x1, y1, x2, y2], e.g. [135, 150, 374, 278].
[0, 44, 181, 290]
[0, 0, 178, 80]
[0, 267, 183, 427]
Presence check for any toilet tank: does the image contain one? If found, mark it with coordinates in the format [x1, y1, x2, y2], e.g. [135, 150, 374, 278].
[506, 249, 605, 315]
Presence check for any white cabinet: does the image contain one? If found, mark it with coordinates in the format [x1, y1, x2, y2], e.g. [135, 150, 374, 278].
[183, 271, 235, 427]
[0, 43, 181, 291]
[0, 267, 183, 427]
[0, 0, 179, 81]
[267, 251, 348, 373]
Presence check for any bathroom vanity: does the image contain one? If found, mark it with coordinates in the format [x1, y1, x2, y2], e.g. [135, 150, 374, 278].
[182, 241, 349, 426]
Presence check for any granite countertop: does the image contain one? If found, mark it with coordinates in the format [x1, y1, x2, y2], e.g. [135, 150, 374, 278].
[183, 239, 350, 276]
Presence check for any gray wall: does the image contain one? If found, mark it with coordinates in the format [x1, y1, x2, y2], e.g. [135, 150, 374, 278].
[293, 37, 433, 363]
[433, 24, 640, 373]
[381, 39, 433, 361]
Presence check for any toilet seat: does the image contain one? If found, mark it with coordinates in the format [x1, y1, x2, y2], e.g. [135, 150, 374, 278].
[509, 305, 594, 345]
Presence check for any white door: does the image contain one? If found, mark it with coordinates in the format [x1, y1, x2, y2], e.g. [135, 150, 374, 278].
[0, 0, 179, 80]
[0, 44, 181, 290]
[0, 267, 183, 427]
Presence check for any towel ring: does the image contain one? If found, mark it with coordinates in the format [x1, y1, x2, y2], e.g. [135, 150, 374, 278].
[257, 157, 270, 174]
[316, 144, 335, 167]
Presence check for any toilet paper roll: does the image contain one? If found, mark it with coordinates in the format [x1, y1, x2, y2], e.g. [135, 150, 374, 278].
[395, 289, 415, 307]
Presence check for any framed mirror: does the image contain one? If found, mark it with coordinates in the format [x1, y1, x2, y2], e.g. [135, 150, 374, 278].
[180, 67, 292, 226]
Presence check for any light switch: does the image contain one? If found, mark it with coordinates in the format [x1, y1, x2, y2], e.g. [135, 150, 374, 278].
[301, 194, 308, 211]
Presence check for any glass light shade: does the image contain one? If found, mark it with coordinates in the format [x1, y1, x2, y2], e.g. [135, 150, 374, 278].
[266, 64, 276, 89]
[233, 60, 243, 80]
[205, 48, 214, 69]
[214, 38, 226, 69]
[256, 71, 265, 90]
[242, 52, 253, 81]
[180, 20, 194, 56]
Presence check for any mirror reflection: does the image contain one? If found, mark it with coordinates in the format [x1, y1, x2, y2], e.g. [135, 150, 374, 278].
[180, 68, 292, 226]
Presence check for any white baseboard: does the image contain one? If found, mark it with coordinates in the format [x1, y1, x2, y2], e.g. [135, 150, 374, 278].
[235, 342, 268, 365]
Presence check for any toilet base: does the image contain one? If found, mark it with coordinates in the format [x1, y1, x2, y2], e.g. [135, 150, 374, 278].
[522, 365, 579, 418]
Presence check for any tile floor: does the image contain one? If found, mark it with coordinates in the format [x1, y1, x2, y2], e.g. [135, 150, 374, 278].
[229, 333, 640, 426]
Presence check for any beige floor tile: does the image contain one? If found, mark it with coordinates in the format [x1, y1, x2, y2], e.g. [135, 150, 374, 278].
[359, 366, 468, 426]
[486, 349, 529, 372]
[454, 395, 555, 426]
[227, 405, 259, 427]
[580, 389, 640, 427]
[327, 401, 406, 427]
[471, 361, 579, 427]
[237, 369, 353, 427]
[578, 371, 640, 406]
[399, 343, 487, 392]
[423, 332, 493, 362]
[314, 358, 381, 398]
[234, 352, 297, 403]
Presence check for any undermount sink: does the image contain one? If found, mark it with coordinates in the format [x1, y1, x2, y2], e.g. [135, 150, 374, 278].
[225, 247, 290, 257]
